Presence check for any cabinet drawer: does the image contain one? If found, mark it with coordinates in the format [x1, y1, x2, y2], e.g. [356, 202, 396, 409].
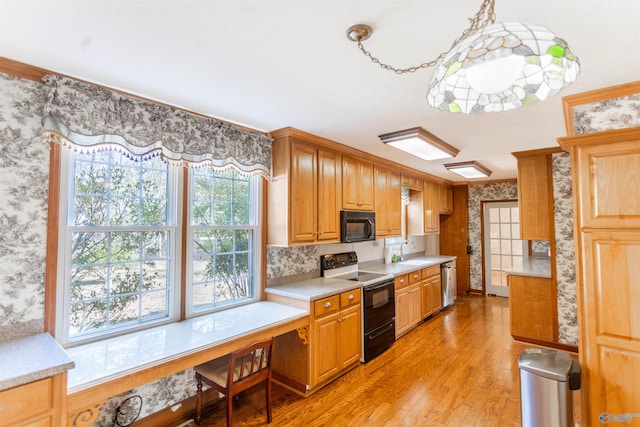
[314, 295, 340, 317]
[395, 274, 409, 289]
[421, 265, 440, 279]
[340, 289, 361, 308]
[408, 270, 422, 285]
[0, 377, 52, 425]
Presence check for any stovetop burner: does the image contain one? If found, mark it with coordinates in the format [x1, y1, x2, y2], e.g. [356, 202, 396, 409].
[321, 252, 393, 286]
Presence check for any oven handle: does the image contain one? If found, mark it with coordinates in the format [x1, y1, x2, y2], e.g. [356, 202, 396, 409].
[363, 280, 394, 292]
[367, 322, 394, 340]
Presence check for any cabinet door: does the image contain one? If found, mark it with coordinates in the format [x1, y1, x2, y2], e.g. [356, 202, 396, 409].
[574, 139, 640, 229]
[313, 311, 340, 384]
[290, 141, 318, 242]
[374, 166, 390, 236]
[516, 154, 552, 240]
[358, 160, 374, 211]
[421, 276, 442, 318]
[424, 181, 440, 233]
[388, 170, 402, 235]
[338, 304, 362, 368]
[342, 156, 373, 211]
[396, 285, 421, 337]
[581, 230, 640, 421]
[439, 183, 453, 214]
[317, 149, 340, 241]
[508, 275, 555, 341]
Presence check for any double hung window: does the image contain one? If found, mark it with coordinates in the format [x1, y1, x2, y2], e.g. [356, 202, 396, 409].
[57, 149, 260, 345]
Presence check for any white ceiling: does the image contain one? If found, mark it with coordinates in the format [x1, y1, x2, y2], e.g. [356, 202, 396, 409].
[1, 0, 639, 181]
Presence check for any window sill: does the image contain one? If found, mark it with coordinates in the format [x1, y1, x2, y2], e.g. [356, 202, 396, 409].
[65, 301, 308, 394]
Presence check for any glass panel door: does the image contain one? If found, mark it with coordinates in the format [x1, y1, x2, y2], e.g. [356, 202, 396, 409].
[483, 201, 526, 297]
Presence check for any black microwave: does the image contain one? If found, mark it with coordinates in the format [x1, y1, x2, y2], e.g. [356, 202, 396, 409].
[340, 211, 376, 243]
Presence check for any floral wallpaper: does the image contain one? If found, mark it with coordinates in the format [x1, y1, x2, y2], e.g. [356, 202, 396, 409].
[467, 182, 518, 291]
[573, 93, 640, 135]
[552, 152, 578, 345]
[0, 73, 49, 342]
[266, 245, 319, 282]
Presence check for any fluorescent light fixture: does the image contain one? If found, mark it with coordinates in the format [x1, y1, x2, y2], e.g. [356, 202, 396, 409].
[378, 127, 459, 161]
[444, 161, 492, 179]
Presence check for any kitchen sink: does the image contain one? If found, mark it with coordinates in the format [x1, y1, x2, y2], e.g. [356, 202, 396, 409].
[399, 260, 427, 266]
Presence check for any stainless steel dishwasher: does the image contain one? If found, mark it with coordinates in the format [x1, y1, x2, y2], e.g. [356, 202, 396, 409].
[440, 260, 456, 309]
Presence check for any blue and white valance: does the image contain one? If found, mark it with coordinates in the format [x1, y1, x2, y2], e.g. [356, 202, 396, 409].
[40, 75, 272, 178]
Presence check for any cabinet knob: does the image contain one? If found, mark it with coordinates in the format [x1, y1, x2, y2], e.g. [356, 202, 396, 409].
[348, 294, 354, 300]
[400, 279, 405, 283]
[324, 301, 332, 308]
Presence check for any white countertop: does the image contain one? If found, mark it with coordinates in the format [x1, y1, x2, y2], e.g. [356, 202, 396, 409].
[265, 277, 362, 301]
[0, 332, 75, 391]
[265, 256, 457, 302]
[65, 301, 307, 393]
[506, 257, 552, 278]
[360, 256, 457, 276]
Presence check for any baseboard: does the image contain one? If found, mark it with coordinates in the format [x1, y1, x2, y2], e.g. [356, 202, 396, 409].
[130, 389, 219, 427]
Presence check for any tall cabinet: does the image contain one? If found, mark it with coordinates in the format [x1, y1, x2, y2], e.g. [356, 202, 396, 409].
[558, 127, 640, 426]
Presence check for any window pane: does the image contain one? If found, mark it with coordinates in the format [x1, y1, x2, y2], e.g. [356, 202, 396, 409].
[72, 151, 168, 227]
[489, 208, 500, 223]
[501, 239, 512, 254]
[500, 207, 511, 222]
[67, 150, 172, 341]
[190, 169, 255, 312]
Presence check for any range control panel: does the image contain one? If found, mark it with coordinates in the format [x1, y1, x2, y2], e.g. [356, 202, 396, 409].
[320, 251, 358, 272]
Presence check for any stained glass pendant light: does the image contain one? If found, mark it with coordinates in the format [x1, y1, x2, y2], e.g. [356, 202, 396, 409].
[426, 22, 580, 113]
[347, 0, 580, 114]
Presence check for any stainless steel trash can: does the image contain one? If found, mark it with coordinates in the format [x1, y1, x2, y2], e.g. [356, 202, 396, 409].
[518, 348, 580, 427]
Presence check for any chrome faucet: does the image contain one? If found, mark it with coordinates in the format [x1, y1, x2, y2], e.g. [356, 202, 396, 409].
[399, 240, 416, 261]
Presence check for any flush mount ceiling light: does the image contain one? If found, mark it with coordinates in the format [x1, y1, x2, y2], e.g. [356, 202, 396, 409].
[444, 161, 492, 179]
[346, 0, 579, 114]
[378, 127, 459, 161]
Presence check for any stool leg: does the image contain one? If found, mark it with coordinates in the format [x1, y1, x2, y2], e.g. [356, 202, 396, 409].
[195, 375, 203, 425]
[266, 379, 272, 423]
[226, 393, 233, 427]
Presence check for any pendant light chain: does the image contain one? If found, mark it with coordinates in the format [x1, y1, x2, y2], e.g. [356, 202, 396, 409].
[354, 0, 496, 74]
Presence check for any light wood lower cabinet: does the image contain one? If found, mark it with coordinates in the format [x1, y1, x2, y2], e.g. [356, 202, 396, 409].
[269, 288, 361, 395]
[0, 373, 66, 427]
[395, 273, 422, 338]
[421, 266, 442, 318]
[508, 274, 556, 342]
[396, 266, 443, 338]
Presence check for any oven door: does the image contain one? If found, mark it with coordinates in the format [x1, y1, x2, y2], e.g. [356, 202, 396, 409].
[362, 279, 395, 333]
[363, 319, 395, 362]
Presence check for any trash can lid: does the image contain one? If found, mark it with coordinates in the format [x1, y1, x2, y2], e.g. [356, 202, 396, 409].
[518, 348, 573, 381]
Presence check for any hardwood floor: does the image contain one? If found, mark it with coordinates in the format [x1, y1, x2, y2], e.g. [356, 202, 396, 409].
[187, 295, 580, 427]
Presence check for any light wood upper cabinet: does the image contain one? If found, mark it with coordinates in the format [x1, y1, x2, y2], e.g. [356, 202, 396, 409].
[269, 133, 340, 246]
[438, 183, 453, 214]
[374, 166, 401, 237]
[423, 180, 440, 234]
[342, 155, 374, 211]
[401, 174, 423, 190]
[512, 150, 556, 240]
[558, 127, 640, 425]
